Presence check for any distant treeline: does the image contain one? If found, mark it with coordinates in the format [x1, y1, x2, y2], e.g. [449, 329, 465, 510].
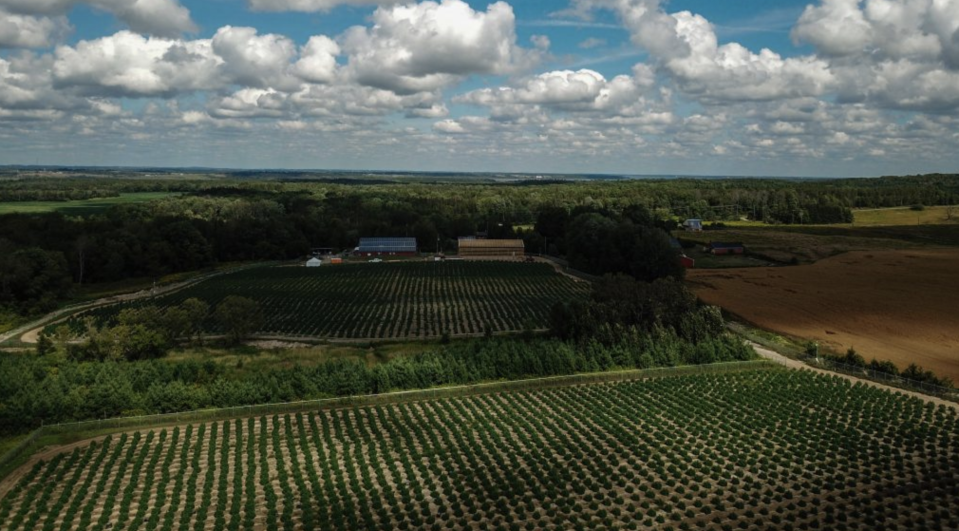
[1, 174, 958, 315]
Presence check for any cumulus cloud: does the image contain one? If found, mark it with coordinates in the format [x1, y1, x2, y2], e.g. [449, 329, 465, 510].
[458, 69, 647, 114]
[0, 10, 70, 48]
[0, 0, 197, 38]
[52, 31, 222, 97]
[292, 36, 340, 84]
[341, 0, 540, 94]
[49, 27, 331, 98]
[211, 26, 299, 91]
[792, 0, 959, 110]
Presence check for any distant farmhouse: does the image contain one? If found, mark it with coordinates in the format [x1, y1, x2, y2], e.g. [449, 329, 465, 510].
[306, 257, 322, 267]
[705, 242, 746, 255]
[458, 238, 525, 258]
[683, 219, 703, 232]
[356, 237, 418, 257]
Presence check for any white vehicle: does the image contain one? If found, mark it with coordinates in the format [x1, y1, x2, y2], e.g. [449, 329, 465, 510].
[369, 258, 384, 263]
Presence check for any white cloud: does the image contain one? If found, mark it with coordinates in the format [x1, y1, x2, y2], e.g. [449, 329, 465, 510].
[341, 0, 539, 94]
[792, 0, 959, 111]
[52, 31, 222, 97]
[0, 10, 69, 48]
[248, 0, 403, 12]
[211, 26, 299, 91]
[292, 36, 339, 84]
[457, 69, 650, 115]
[791, 0, 873, 57]
[0, 0, 197, 38]
[433, 118, 467, 134]
[578, 37, 606, 49]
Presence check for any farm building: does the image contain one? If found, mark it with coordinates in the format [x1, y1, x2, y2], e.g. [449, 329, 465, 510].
[706, 242, 746, 255]
[356, 237, 418, 257]
[680, 255, 695, 268]
[683, 219, 703, 232]
[306, 257, 322, 267]
[458, 239, 525, 258]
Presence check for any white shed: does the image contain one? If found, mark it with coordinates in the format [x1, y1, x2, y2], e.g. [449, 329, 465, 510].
[306, 257, 322, 267]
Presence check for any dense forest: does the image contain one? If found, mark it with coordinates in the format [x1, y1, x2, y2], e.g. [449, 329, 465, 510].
[1, 173, 957, 317]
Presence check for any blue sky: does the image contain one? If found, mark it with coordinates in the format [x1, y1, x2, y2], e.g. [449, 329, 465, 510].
[1, 0, 959, 176]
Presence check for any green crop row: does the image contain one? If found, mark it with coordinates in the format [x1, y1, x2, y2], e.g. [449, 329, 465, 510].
[3, 369, 958, 531]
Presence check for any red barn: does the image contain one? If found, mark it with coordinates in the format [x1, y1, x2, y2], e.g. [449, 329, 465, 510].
[680, 255, 696, 268]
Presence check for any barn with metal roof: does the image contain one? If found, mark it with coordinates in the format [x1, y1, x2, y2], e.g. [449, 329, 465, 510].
[458, 238, 525, 258]
[357, 237, 418, 256]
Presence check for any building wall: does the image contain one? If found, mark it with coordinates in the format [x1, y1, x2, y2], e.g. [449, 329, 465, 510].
[459, 248, 525, 257]
[358, 251, 418, 257]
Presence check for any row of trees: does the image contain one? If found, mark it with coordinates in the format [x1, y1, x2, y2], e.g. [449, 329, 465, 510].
[0, 332, 752, 433]
[41, 296, 262, 362]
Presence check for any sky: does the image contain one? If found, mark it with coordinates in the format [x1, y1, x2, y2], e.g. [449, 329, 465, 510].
[1, 0, 958, 177]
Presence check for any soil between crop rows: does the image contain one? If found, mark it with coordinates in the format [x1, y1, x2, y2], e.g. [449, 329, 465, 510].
[2, 369, 958, 531]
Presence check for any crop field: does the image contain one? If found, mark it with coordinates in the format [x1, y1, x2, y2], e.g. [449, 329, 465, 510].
[65, 261, 589, 339]
[689, 249, 959, 383]
[0, 193, 177, 216]
[2, 369, 958, 531]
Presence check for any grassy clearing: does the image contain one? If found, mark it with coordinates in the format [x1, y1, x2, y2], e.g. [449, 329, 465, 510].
[679, 226, 922, 264]
[0, 192, 176, 216]
[853, 205, 959, 226]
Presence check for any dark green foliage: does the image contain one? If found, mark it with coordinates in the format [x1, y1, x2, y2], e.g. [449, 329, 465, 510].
[551, 276, 722, 344]
[0, 334, 751, 434]
[215, 296, 263, 345]
[565, 212, 684, 281]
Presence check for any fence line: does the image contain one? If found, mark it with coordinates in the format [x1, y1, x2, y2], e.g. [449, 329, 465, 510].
[0, 429, 44, 473]
[801, 355, 958, 400]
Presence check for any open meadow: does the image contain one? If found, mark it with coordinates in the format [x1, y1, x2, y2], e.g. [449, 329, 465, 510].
[59, 261, 589, 340]
[1, 369, 957, 531]
[689, 249, 959, 382]
[0, 193, 177, 216]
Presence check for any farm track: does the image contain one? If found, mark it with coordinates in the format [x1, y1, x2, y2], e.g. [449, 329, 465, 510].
[2, 369, 957, 530]
[748, 341, 959, 411]
[4, 263, 274, 346]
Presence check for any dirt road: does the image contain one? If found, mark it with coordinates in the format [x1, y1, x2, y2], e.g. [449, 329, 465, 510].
[2, 263, 271, 346]
[748, 341, 958, 411]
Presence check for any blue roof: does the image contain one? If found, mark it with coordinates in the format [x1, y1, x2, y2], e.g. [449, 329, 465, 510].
[358, 237, 417, 253]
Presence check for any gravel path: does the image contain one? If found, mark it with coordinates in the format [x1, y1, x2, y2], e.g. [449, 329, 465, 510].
[2, 263, 271, 346]
[748, 340, 959, 411]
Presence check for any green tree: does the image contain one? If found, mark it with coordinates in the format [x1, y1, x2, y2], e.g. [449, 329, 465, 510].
[215, 296, 263, 345]
[36, 332, 55, 356]
[181, 298, 210, 344]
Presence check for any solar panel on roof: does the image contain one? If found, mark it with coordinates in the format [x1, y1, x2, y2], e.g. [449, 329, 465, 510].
[357, 237, 418, 252]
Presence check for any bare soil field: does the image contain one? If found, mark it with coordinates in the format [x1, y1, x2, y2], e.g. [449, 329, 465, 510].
[689, 248, 959, 382]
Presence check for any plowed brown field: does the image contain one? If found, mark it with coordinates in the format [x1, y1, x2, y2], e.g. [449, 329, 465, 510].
[689, 248, 959, 383]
